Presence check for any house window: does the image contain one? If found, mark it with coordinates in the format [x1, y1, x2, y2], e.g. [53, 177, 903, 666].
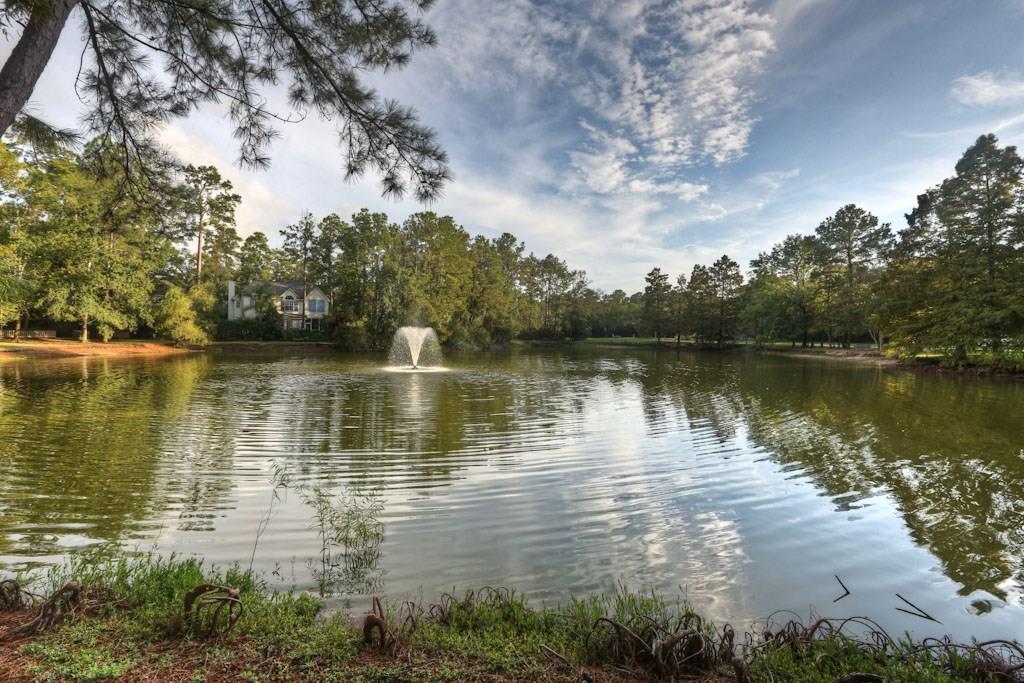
[310, 299, 324, 313]
[291, 319, 302, 329]
[283, 295, 296, 312]
[242, 296, 251, 307]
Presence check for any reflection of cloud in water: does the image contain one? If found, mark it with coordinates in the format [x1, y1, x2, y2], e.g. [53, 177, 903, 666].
[3, 350, 1024, 642]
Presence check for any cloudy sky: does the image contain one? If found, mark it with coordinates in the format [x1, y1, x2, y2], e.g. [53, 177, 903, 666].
[8, 0, 1024, 291]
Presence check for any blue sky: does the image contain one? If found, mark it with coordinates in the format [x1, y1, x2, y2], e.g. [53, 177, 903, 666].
[7, 0, 1024, 290]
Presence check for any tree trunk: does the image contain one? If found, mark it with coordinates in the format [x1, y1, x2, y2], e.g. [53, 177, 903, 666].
[0, 0, 80, 135]
[195, 228, 204, 284]
[81, 314, 89, 343]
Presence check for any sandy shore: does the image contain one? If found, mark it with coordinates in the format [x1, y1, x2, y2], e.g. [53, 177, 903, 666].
[0, 339, 193, 359]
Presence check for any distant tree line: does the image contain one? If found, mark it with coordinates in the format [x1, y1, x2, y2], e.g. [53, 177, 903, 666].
[0, 132, 592, 348]
[2, 132, 1022, 366]
[636, 134, 1024, 368]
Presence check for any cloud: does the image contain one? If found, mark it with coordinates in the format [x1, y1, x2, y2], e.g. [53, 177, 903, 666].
[600, 0, 775, 168]
[419, 0, 775, 200]
[158, 125, 294, 237]
[950, 72, 1024, 107]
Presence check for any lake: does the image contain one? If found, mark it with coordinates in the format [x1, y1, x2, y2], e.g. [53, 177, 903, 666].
[1, 347, 1023, 641]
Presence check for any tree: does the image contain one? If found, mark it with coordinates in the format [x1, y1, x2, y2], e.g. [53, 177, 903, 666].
[934, 134, 1024, 356]
[707, 255, 743, 344]
[0, 143, 37, 334]
[686, 264, 716, 343]
[181, 165, 240, 285]
[280, 211, 317, 324]
[814, 204, 891, 346]
[155, 285, 209, 345]
[398, 212, 471, 340]
[672, 273, 687, 344]
[642, 267, 671, 339]
[309, 213, 346, 309]
[11, 139, 167, 342]
[0, 0, 449, 199]
[237, 232, 275, 285]
[882, 135, 1024, 361]
[464, 236, 518, 344]
[745, 234, 819, 346]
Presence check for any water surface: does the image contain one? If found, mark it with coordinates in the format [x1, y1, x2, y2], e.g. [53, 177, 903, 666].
[1, 348, 1023, 640]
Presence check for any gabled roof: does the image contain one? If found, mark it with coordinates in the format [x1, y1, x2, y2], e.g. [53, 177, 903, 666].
[239, 280, 324, 297]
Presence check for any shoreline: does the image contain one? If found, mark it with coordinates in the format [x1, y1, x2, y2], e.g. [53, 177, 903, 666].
[2, 554, 1018, 682]
[0, 339, 194, 360]
[560, 339, 1024, 379]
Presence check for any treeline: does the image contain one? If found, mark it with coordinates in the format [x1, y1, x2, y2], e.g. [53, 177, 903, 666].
[232, 210, 592, 348]
[2, 132, 1022, 365]
[0, 133, 594, 348]
[633, 134, 1024, 368]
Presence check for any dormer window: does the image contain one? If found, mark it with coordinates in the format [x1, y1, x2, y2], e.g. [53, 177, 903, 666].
[283, 295, 297, 312]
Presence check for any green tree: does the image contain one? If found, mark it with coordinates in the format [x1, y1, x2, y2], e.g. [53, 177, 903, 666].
[309, 213, 346, 310]
[155, 285, 209, 345]
[686, 264, 715, 343]
[335, 209, 402, 348]
[0, 0, 449, 199]
[883, 135, 1024, 361]
[642, 267, 671, 339]
[745, 234, 819, 346]
[280, 211, 317, 321]
[708, 255, 743, 344]
[464, 236, 518, 344]
[672, 273, 687, 344]
[398, 212, 471, 340]
[181, 165, 240, 285]
[16, 141, 167, 341]
[814, 204, 891, 346]
[237, 232, 275, 284]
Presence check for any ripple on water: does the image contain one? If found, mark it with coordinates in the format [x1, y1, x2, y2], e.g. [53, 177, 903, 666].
[1, 351, 1024, 642]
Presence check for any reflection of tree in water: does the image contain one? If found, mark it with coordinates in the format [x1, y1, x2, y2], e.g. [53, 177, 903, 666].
[273, 357, 591, 488]
[159, 358, 244, 532]
[622, 352, 1024, 603]
[737, 363, 1024, 602]
[0, 356, 212, 558]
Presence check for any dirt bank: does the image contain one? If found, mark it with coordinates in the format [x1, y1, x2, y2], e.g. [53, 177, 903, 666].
[0, 339, 193, 359]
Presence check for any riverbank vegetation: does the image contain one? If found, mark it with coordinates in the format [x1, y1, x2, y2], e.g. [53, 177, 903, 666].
[2, 132, 1022, 369]
[2, 553, 1020, 682]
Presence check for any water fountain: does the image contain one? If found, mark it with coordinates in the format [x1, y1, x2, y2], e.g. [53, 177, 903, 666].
[387, 326, 443, 371]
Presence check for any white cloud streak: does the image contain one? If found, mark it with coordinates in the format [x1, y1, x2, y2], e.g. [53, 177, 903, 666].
[951, 72, 1024, 107]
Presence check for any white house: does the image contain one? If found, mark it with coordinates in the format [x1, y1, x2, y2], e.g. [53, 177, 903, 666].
[227, 280, 330, 331]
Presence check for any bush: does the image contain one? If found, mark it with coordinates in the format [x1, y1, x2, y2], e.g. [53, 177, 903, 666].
[154, 286, 209, 346]
[216, 318, 283, 341]
[283, 329, 327, 342]
[333, 321, 372, 351]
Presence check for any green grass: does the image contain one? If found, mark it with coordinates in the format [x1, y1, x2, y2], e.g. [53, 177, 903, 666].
[2, 553, 1014, 682]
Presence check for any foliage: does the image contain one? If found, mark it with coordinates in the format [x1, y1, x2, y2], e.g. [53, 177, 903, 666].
[0, 0, 449, 200]
[4, 553, 1006, 683]
[736, 135, 1024, 365]
[299, 485, 385, 596]
[642, 267, 671, 339]
[2, 132, 1023, 367]
[181, 165, 241, 286]
[154, 285, 209, 346]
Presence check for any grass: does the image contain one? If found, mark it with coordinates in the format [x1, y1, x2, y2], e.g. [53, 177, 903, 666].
[2, 553, 1019, 682]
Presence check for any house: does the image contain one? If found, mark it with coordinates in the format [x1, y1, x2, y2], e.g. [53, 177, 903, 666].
[227, 280, 330, 331]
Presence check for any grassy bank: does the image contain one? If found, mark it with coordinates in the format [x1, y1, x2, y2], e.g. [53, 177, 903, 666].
[0, 340, 193, 360]
[2, 554, 1019, 682]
